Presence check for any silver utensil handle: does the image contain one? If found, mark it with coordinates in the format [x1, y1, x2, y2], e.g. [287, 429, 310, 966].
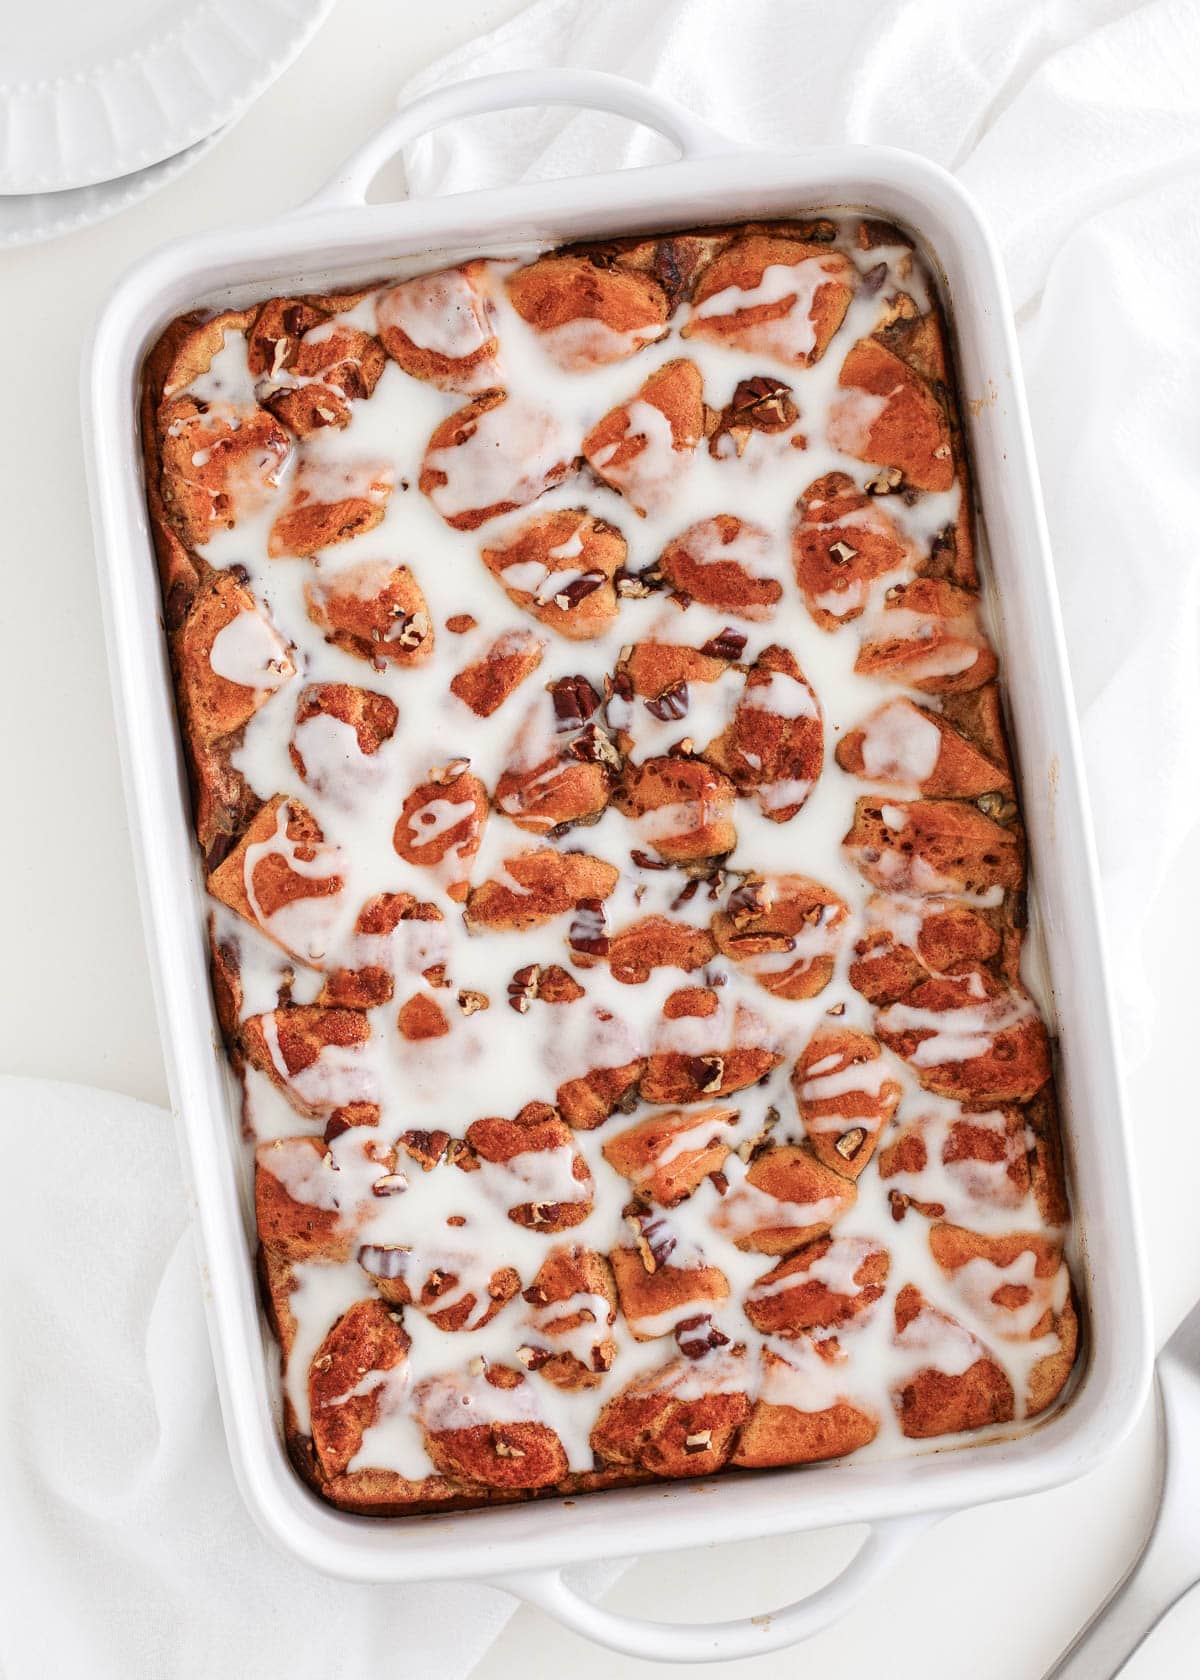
[1046, 1376, 1199, 1678]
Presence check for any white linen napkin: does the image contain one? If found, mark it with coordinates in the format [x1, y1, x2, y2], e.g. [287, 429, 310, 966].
[0, 1077, 608, 1679]
[397, 0, 1200, 1067]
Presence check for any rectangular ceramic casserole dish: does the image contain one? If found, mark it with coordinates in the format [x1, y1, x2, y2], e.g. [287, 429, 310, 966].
[83, 69, 1152, 1664]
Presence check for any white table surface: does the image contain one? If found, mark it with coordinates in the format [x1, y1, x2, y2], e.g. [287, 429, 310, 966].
[3, 0, 1199, 1673]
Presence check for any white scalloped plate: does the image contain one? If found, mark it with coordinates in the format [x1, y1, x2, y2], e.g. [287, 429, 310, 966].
[0, 0, 337, 195]
[0, 129, 223, 248]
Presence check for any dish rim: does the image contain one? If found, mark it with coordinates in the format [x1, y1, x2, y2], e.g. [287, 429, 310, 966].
[83, 134, 1152, 1587]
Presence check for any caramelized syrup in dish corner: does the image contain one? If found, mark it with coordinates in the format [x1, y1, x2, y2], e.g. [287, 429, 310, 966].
[143, 215, 1077, 1516]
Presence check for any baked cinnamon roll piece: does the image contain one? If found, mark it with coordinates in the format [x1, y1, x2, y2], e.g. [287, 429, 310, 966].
[467, 1101, 594, 1231]
[247, 297, 386, 436]
[517, 1246, 618, 1390]
[791, 471, 915, 629]
[269, 458, 393, 557]
[480, 508, 625, 640]
[713, 1146, 857, 1255]
[507, 253, 669, 369]
[308, 1298, 411, 1479]
[421, 390, 574, 530]
[705, 645, 823, 822]
[875, 969, 1051, 1103]
[683, 235, 856, 367]
[413, 1364, 569, 1490]
[242, 1005, 374, 1118]
[732, 1341, 879, 1467]
[464, 848, 619, 933]
[642, 997, 781, 1104]
[836, 696, 1012, 799]
[614, 754, 738, 865]
[711, 875, 848, 1001]
[854, 579, 997, 693]
[602, 1104, 739, 1207]
[744, 1238, 889, 1336]
[304, 559, 434, 666]
[449, 628, 545, 716]
[582, 359, 704, 515]
[207, 794, 345, 965]
[657, 515, 783, 621]
[790, 1027, 901, 1178]
[376, 261, 499, 391]
[844, 795, 1024, 899]
[829, 338, 955, 492]
[891, 1283, 1014, 1437]
[591, 1349, 752, 1478]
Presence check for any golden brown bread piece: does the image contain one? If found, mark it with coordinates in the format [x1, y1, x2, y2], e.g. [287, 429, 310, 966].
[704, 644, 823, 822]
[641, 999, 781, 1105]
[603, 1104, 739, 1207]
[591, 1353, 752, 1478]
[876, 969, 1051, 1103]
[449, 629, 545, 715]
[836, 697, 1012, 799]
[848, 892, 1016, 1006]
[255, 1137, 356, 1262]
[682, 235, 855, 367]
[926, 1225, 1077, 1412]
[609, 1241, 730, 1341]
[480, 508, 626, 640]
[246, 297, 386, 436]
[791, 472, 914, 630]
[357, 1243, 521, 1332]
[614, 753, 738, 865]
[317, 891, 443, 1012]
[304, 559, 433, 666]
[711, 874, 848, 1000]
[891, 1283, 1015, 1437]
[714, 1146, 857, 1255]
[289, 683, 397, 789]
[466, 1102, 594, 1231]
[844, 795, 1024, 898]
[790, 1026, 901, 1178]
[269, 460, 393, 558]
[582, 359, 704, 515]
[309, 1298, 411, 1479]
[606, 916, 717, 985]
[517, 1246, 617, 1389]
[242, 1006, 372, 1119]
[745, 1238, 889, 1336]
[556, 1053, 647, 1130]
[507, 253, 669, 369]
[393, 769, 489, 878]
[174, 571, 295, 748]
[207, 795, 344, 961]
[657, 515, 783, 620]
[376, 262, 498, 391]
[732, 1344, 879, 1467]
[464, 848, 619, 933]
[828, 338, 954, 492]
[414, 1364, 569, 1490]
[420, 389, 573, 531]
[854, 579, 997, 694]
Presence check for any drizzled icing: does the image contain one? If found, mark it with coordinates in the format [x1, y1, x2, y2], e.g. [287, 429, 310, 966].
[159, 214, 1074, 1504]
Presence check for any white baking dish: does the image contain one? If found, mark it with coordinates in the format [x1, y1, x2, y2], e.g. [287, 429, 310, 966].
[83, 68, 1152, 1664]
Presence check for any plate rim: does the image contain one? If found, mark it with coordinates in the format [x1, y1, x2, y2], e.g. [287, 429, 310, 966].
[0, 0, 338, 194]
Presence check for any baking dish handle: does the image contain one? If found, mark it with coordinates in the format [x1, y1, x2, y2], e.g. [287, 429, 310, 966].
[489, 1510, 937, 1664]
[305, 68, 743, 211]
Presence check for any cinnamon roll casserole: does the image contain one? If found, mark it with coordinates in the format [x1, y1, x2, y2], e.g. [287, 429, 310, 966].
[140, 215, 1078, 1515]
